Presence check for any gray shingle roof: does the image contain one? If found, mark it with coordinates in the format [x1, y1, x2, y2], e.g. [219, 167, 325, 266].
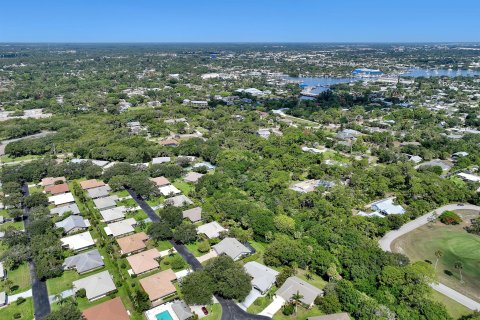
[55, 215, 88, 233]
[244, 261, 279, 294]
[212, 238, 251, 261]
[276, 276, 323, 305]
[172, 301, 193, 320]
[87, 185, 111, 199]
[50, 203, 81, 216]
[73, 270, 116, 300]
[182, 207, 202, 222]
[63, 249, 104, 273]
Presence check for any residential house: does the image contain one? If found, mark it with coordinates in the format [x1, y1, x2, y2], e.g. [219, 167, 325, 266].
[100, 206, 127, 223]
[159, 139, 179, 147]
[171, 301, 194, 320]
[416, 159, 453, 171]
[308, 313, 350, 320]
[61, 231, 95, 251]
[457, 172, 480, 183]
[244, 261, 279, 294]
[212, 238, 251, 261]
[150, 176, 171, 187]
[336, 129, 361, 141]
[94, 195, 119, 211]
[164, 195, 193, 207]
[197, 221, 226, 239]
[44, 183, 70, 195]
[139, 269, 177, 304]
[276, 276, 323, 307]
[87, 185, 112, 199]
[117, 232, 149, 255]
[152, 157, 171, 165]
[82, 297, 129, 320]
[0, 291, 6, 307]
[127, 248, 161, 275]
[55, 215, 90, 234]
[50, 203, 80, 216]
[41, 177, 66, 187]
[182, 207, 202, 223]
[371, 198, 406, 215]
[184, 172, 204, 183]
[73, 271, 116, 301]
[48, 193, 75, 206]
[80, 179, 106, 190]
[63, 249, 104, 274]
[159, 185, 181, 197]
[0, 262, 5, 279]
[104, 218, 136, 238]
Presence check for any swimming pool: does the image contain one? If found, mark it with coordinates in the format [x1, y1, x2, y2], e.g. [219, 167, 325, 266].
[155, 310, 174, 320]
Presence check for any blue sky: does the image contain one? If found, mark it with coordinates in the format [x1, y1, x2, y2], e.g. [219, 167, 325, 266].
[1, 0, 480, 42]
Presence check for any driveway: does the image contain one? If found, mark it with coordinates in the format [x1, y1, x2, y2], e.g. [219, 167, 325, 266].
[127, 188, 160, 222]
[378, 203, 480, 310]
[237, 289, 262, 310]
[259, 296, 285, 318]
[197, 250, 218, 263]
[22, 183, 51, 319]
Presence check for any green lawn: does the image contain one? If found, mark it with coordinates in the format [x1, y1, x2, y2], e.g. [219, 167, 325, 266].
[28, 185, 43, 194]
[431, 290, 471, 319]
[0, 263, 31, 294]
[146, 196, 164, 207]
[392, 217, 480, 302]
[0, 154, 41, 163]
[0, 221, 25, 232]
[112, 189, 131, 198]
[203, 303, 222, 320]
[47, 270, 81, 295]
[273, 305, 324, 320]
[186, 241, 205, 257]
[296, 269, 327, 290]
[247, 294, 274, 314]
[154, 240, 173, 251]
[0, 297, 34, 320]
[173, 180, 193, 195]
[118, 198, 138, 208]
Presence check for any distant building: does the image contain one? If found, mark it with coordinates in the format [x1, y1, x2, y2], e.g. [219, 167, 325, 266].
[276, 276, 323, 307]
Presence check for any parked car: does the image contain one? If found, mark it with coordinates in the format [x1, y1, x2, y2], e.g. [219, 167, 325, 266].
[201, 307, 209, 315]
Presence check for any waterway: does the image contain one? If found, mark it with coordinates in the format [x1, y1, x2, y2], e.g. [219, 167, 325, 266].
[287, 68, 480, 99]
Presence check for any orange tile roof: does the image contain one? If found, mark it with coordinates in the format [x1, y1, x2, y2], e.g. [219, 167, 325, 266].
[45, 183, 70, 195]
[127, 248, 161, 275]
[159, 139, 178, 146]
[82, 297, 129, 320]
[116, 232, 148, 254]
[80, 179, 105, 190]
[41, 177, 66, 187]
[139, 269, 177, 301]
[150, 176, 171, 187]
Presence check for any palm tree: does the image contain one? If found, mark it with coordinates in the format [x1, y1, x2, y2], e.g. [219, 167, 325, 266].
[454, 261, 464, 283]
[291, 291, 304, 316]
[434, 250, 443, 270]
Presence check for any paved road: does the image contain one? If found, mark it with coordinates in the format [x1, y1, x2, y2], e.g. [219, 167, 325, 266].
[378, 203, 480, 310]
[21, 183, 51, 319]
[128, 190, 269, 319]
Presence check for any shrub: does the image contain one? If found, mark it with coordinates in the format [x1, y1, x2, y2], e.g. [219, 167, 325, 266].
[439, 211, 462, 225]
[16, 297, 25, 305]
[75, 288, 86, 298]
[197, 240, 211, 253]
[14, 313, 21, 319]
[282, 303, 295, 315]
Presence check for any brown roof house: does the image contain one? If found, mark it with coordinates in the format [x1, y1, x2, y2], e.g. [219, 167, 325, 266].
[44, 183, 70, 195]
[41, 177, 66, 187]
[139, 269, 177, 304]
[308, 313, 350, 320]
[127, 248, 161, 275]
[117, 232, 148, 255]
[184, 172, 204, 184]
[82, 297, 129, 320]
[150, 176, 171, 187]
[80, 179, 106, 190]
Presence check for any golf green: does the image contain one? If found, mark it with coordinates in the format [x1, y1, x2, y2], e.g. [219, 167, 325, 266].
[392, 225, 480, 302]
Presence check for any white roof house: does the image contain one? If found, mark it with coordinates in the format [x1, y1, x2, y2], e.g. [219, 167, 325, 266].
[152, 157, 171, 164]
[183, 207, 202, 222]
[212, 237, 251, 261]
[61, 231, 95, 251]
[159, 185, 181, 197]
[72, 270, 116, 301]
[50, 203, 81, 216]
[55, 215, 90, 234]
[244, 261, 279, 294]
[458, 172, 480, 182]
[104, 218, 136, 238]
[276, 276, 323, 307]
[0, 262, 5, 279]
[48, 193, 75, 206]
[164, 195, 193, 207]
[371, 198, 406, 216]
[197, 221, 227, 239]
[93, 195, 119, 211]
[87, 185, 112, 199]
[100, 206, 127, 223]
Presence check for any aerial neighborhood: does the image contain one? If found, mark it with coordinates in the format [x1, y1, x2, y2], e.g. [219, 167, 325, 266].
[1, 41, 480, 320]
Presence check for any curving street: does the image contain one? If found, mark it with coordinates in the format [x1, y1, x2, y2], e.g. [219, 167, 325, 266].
[379, 203, 480, 310]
